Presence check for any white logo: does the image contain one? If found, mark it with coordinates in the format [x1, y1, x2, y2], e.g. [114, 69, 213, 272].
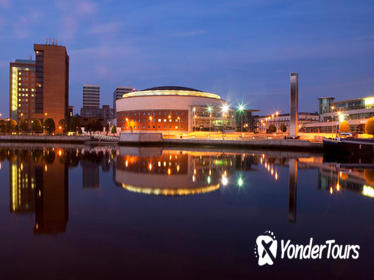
[254, 231, 360, 266]
[254, 231, 277, 266]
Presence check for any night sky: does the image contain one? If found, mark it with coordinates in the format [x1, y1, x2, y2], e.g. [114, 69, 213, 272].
[1, 0, 374, 116]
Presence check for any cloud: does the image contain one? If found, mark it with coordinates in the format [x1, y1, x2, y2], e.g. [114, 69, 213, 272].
[0, 0, 11, 8]
[76, 0, 97, 15]
[57, 0, 97, 43]
[13, 11, 42, 39]
[88, 22, 121, 35]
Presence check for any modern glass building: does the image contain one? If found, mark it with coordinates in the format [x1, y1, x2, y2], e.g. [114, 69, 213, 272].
[304, 96, 374, 133]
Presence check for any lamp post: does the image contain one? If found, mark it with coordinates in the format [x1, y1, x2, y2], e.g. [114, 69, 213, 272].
[221, 104, 229, 132]
[237, 103, 245, 133]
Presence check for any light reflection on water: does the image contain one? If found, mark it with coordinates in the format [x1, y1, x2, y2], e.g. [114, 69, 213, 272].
[0, 145, 373, 278]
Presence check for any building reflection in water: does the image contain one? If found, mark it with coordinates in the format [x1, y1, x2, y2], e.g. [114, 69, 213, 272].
[6, 147, 117, 234]
[297, 157, 374, 199]
[8, 149, 69, 234]
[3, 145, 374, 234]
[115, 147, 256, 196]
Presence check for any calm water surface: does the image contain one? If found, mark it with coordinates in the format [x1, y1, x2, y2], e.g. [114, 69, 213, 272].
[0, 145, 373, 279]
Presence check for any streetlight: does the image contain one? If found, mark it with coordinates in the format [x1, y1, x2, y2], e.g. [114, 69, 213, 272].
[237, 103, 245, 133]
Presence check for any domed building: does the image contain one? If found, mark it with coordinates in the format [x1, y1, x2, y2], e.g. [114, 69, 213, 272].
[116, 86, 236, 132]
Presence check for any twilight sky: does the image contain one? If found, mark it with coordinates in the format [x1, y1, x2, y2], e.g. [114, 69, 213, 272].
[1, 0, 374, 116]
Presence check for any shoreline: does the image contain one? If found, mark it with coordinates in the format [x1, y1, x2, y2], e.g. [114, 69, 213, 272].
[0, 134, 323, 152]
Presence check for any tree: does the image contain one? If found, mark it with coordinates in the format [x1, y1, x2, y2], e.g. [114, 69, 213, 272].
[105, 123, 110, 135]
[365, 117, 374, 135]
[58, 119, 66, 133]
[69, 115, 81, 132]
[111, 125, 117, 134]
[0, 120, 6, 133]
[267, 124, 276, 133]
[19, 119, 29, 132]
[280, 123, 287, 132]
[31, 119, 43, 133]
[7, 120, 17, 132]
[339, 120, 350, 133]
[44, 118, 55, 134]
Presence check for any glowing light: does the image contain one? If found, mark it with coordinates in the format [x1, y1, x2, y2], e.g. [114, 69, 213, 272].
[364, 97, 374, 106]
[237, 176, 244, 188]
[148, 163, 152, 171]
[207, 176, 211, 184]
[121, 183, 220, 196]
[362, 185, 374, 198]
[330, 187, 333, 195]
[237, 103, 245, 112]
[336, 182, 340, 191]
[125, 160, 128, 167]
[192, 175, 196, 182]
[221, 104, 229, 114]
[221, 175, 228, 186]
[338, 112, 345, 123]
[168, 168, 171, 175]
[58, 150, 63, 157]
[207, 106, 213, 113]
[275, 172, 278, 180]
[121, 89, 221, 100]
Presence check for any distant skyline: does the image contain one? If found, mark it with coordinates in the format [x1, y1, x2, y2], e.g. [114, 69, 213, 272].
[1, 0, 374, 116]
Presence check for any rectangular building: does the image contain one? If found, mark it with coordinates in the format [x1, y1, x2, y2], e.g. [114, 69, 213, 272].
[81, 85, 101, 118]
[113, 87, 135, 111]
[304, 96, 374, 133]
[9, 59, 36, 122]
[34, 43, 69, 132]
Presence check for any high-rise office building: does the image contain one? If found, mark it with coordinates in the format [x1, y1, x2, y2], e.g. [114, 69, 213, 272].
[9, 59, 36, 122]
[113, 87, 135, 111]
[80, 85, 101, 118]
[34, 42, 69, 132]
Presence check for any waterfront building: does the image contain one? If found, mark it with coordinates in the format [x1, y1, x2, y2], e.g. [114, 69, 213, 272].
[34, 42, 69, 132]
[304, 96, 374, 133]
[102, 105, 114, 123]
[9, 59, 36, 123]
[116, 86, 236, 132]
[256, 113, 319, 133]
[235, 110, 260, 132]
[80, 85, 101, 118]
[113, 87, 135, 112]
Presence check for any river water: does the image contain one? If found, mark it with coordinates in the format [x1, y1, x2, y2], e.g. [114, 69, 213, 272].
[0, 145, 373, 279]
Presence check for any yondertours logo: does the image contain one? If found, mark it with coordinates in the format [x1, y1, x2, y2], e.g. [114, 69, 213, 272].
[254, 230, 278, 266]
[254, 231, 360, 266]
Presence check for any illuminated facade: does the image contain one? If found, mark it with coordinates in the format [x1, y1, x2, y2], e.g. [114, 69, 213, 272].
[9, 59, 36, 122]
[304, 96, 374, 133]
[116, 86, 235, 132]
